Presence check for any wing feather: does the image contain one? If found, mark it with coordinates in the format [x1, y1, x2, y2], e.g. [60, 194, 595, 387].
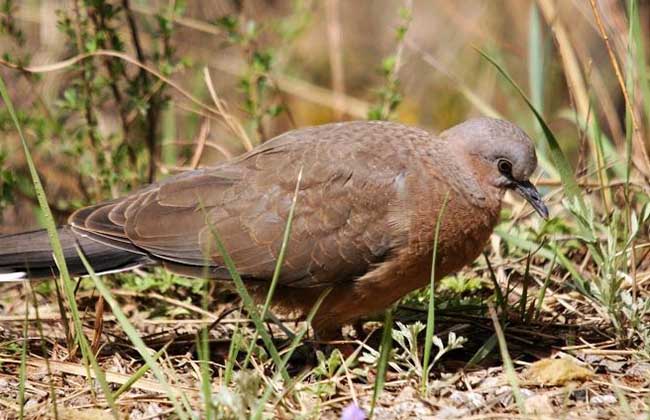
[68, 121, 418, 287]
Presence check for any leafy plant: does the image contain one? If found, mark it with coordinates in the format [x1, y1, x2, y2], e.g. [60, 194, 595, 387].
[367, 1, 412, 121]
[359, 321, 466, 379]
[1, 0, 186, 213]
[214, 14, 287, 143]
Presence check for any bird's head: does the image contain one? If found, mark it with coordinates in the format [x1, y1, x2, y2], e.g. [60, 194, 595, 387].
[442, 117, 549, 219]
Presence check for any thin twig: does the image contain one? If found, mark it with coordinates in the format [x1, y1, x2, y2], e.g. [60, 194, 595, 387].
[203, 67, 254, 151]
[588, 0, 650, 174]
[189, 119, 210, 169]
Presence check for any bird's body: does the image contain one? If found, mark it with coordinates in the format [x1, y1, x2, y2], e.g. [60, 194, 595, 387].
[0, 118, 546, 335]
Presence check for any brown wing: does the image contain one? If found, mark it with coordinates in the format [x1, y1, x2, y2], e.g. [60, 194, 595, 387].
[70, 121, 419, 287]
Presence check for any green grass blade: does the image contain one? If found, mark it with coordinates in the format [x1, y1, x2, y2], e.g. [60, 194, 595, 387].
[628, 0, 650, 127]
[484, 253, 507, 314]
[466, 334, 497, 368]
[495, 227, 585, 286]
[588, 105, 612, 212]
[203, 215, 289, 382]
[626, 0, 646, 202]
[28, 286, 59, 419]
[370, 307, 393, 418]
[0, 73, 118, 418]
[198, 271, 214, 420]
[253, 287, 332, 419]
[242, 167, 302, 378]
[198, 325, 213, 420]
[519, 252, 532, 321]
[476, 48, 583, 209]
[261, 167, 302, 320]
[0, 75, 73, 286]
[74, 323, 119, 418]
[18, 295, 28, 420]
[112, 345, 169, 400]
[488, 304, 527, 415]
[534, 253, 557, 320]
[556, 109, 623, 178]
[421, 191, 450, 394]
[277, 288, 331, 372]
[50, 258, 119, 418]
[77, 249, 191, 420]
[528, 3, 545, 117]
[224, 323, 242, 385]
[528, 2, 548, 166]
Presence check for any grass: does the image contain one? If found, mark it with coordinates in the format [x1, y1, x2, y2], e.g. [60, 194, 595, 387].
[369, 307, 393, 418]
[421, 190, 450, 394]
[0, 71, 119, 419]
[80, 250, 191, 419]
[18, 292, 27, 420]
[488, 304, 527, 415]
[1, 0, 650, 418]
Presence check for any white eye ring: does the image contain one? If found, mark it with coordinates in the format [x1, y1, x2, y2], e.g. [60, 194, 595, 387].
[497, 159, 512, 175]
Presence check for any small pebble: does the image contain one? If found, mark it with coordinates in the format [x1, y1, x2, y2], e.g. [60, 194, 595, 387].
[591, 394, 617, 406]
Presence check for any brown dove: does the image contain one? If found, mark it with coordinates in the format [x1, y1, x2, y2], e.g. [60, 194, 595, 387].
[0, 118, 547, 336]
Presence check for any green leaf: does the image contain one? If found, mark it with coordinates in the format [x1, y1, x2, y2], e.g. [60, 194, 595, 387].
[370, 308, 394, 417]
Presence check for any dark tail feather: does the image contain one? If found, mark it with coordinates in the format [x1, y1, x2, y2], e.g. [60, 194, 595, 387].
[0, 226, 149, 280]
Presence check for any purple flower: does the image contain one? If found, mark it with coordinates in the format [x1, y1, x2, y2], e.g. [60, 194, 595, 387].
[341, 403, 366, 420]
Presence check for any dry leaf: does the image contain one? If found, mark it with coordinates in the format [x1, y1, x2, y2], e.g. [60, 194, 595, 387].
[59, 408, 115, 420]
[525, 358, 593, 386]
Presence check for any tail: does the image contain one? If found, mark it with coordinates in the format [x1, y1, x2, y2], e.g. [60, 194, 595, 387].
[0, 226, 149, 281]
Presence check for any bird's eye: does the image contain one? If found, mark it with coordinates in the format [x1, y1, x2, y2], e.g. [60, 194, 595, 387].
[497, 159, 512, 175]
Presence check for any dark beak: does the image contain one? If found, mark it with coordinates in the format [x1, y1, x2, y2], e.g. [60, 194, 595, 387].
[513, 180, 549, 219]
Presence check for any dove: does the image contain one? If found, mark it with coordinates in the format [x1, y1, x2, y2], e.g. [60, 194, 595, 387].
[0, 118, 547, 336]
